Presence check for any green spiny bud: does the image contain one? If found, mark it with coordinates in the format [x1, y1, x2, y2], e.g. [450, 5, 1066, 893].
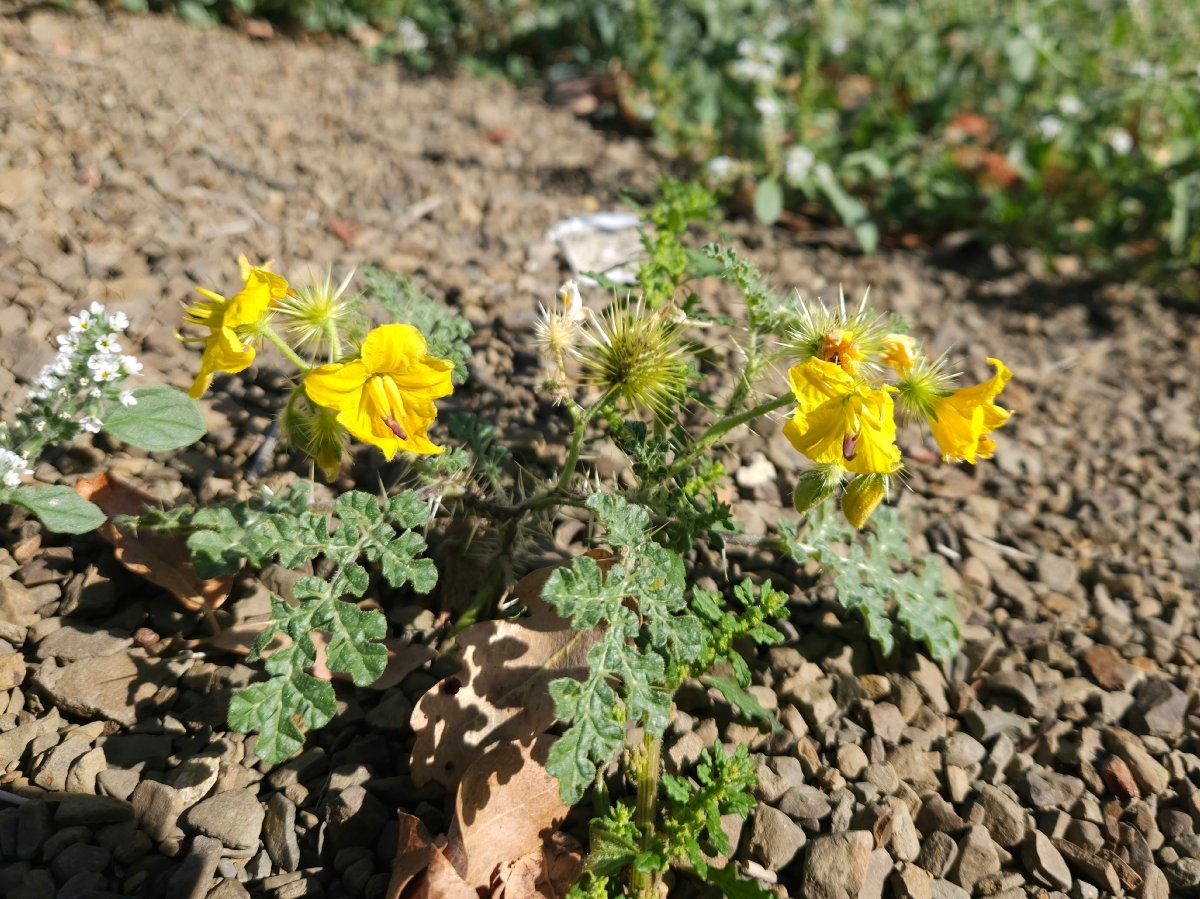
[793, 464, 844, 513]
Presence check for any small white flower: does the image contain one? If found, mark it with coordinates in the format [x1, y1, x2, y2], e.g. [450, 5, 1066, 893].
[34, 420, 47, 433]
[88, 301, 106, 316]
[52, 356, 74, 375]
[558, 280, 585, 323]
[90, 387, 102, 399]
[35, 373, 60, 390]
[80, 416, 103, 434]
[120, 355, 143, 377]
[755, 96, 782, 120]
[56, 333, 77, 350]
[829, 35, 847, 56]
[1109, 129, 1134, 155]
[95, 335, 121, 355]
[0, 449, 31, 488]
[1058, 94, 1083, 116]
[69, 309, 94, 333]
[1038, 115, 1064, 140]
[731, 59, 776, 83]
[119, 390, 137, 407]
[785, 146, 816, 183]
[706, 155, 736, 180]
[395, 17, 427, 53]
[88, 356, 123, 382]
[109, 311, 130, 332]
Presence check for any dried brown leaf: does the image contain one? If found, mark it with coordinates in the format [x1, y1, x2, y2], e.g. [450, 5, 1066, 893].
[444, 734, 569, 890]
[409, 849, 477, 899]
[385, 812, 438, 899]
[75, 472, 231, 613]
[409, 612, 597, 791]
[490, 832, 584, 899]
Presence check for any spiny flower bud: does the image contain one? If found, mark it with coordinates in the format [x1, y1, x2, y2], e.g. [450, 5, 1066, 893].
[841, 473, 890, 529]
[281, 388, 348, 480]
[581, 299, 691, 422]
[792, 464, 844, 513]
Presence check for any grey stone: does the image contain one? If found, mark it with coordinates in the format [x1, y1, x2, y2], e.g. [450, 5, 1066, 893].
[35, 623, 132, 661]
[777, 784, 832, 821]
[986, 670, 1039, 713]
[941, 732, 986, 769]
[183, 789, 265, 851]
[32, 649, 187, 728]
[926, 878, 964, 897]
[165, 834, 222, 899]
[97, 767, 141, 802]
[65, 746, 106, 794]
[49, 843, 111, 882]
[747, 805, 805, 870]
[56, 871, 109, 899]
[1103, 727, 1171, 795]
[1128, 678, 1188, 739]
[962, 709, 1032, 742]
[888, 799, 921, 863]
[15, 800, 52, 860]
[54, 795, 135, 826]
[207, 878, 252, 899]
[836, 743, 869, 779]
[263, 792, 300, 872]
[891, 866, 933, 899]
[800, 831, 884, 899]
[791, 681, 839, 727]
[950, 825, 1000, 892]
[1022, 830, 1071, 890]
[170, 755, 221, 808]
[32, 734, 91, 787]
[1015, 766, 1086, 810]
[0, 710, 62, 771]
[975, 784, 1028, 848]
[132, 779, 186, 843]
[322, 782, 388, 854]
[868, 703, 906, 744]
[1140, 864, 1170, 899]
[916, 795, 968, 837]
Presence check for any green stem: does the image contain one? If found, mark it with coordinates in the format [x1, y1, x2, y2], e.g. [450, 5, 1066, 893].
[260, 326, 311, 373]
[630, 732, 663, 898]
[667, 391, 794, 479]
[325, 320, 342, 363]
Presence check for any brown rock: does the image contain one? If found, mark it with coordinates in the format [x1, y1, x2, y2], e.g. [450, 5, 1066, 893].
[1099, 755, 1140, 800]
[1080, 644, 1134, 690]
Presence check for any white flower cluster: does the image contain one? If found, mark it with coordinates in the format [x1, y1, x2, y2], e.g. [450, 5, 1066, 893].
[28, 302, 141, 405]
[0, 447, 31, 489]
[731, 39, 784, 84]
[1, 302, 143, 470]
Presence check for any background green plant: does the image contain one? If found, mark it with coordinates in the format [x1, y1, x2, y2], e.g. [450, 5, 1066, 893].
[114, 0, 1200, 288]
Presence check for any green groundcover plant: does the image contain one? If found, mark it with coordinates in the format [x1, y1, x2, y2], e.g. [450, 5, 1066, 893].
[111, 0, 1200, 286]
[2, 182, 1012, 896]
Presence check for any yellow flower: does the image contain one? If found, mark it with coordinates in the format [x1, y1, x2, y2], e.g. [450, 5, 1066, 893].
[928, 358, 1012, 463]
[881, 333, 920, 377]
[183, 260, 289, 398]
[303, 323, 454, 458]
[783, 359, 901, 475]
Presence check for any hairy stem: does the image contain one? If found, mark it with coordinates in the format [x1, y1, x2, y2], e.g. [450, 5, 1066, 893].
[631, 731, 663, 897]
[260, 326, 311, 372]
[668, 391, 794, 479]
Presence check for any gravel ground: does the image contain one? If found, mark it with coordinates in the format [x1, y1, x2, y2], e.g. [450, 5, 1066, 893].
[2, 7, 1200, 899]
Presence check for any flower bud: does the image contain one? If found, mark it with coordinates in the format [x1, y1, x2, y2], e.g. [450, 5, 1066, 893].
[793, 464, 843, 513]
[841, 473, 889, 529]
[281, 388, 348, 480]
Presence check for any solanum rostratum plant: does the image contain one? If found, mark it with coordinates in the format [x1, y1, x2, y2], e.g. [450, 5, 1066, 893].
[108, 182, 1013, 897]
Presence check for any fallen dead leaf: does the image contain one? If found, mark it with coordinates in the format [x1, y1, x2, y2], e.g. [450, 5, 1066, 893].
[385, 813, 438, 899]
[409, 848, 477, 899]
[75, 472, 231, 614]
[444, 734, 570, 890]
[409, 618, 595, 790]
[490, 832, 584, 899]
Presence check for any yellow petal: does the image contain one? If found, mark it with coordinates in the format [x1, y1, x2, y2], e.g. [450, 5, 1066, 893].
[304, 360, 369, 411]
[362, 324, 429, 375]
[929, 358, 1011, 463]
